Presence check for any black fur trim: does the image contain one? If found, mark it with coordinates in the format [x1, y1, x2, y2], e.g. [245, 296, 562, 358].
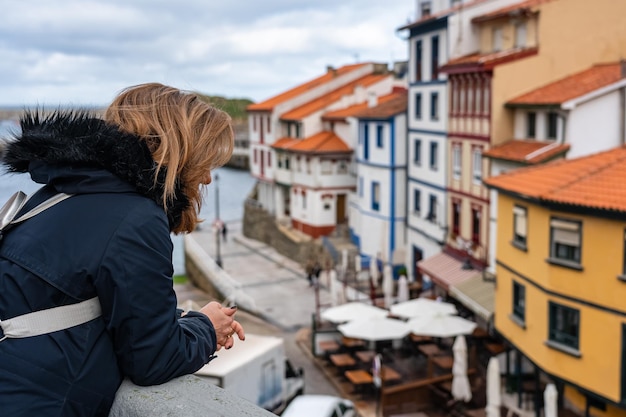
[1, 110, 189, 231]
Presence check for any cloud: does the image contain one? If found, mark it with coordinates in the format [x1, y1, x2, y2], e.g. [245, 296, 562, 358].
[0, 0, 414, 107]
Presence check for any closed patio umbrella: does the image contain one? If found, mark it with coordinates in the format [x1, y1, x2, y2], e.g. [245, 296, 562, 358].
[396, 275, 409, 303]
[451, 336, 472, 402]
[486, 356, 501, 417]
[370, 257, 379, 287]
[544, 383, 558, 417]
[382, 265, 394, 308]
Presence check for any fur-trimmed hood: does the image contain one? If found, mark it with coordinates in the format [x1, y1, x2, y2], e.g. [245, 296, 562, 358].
[1, 110, 189, 231]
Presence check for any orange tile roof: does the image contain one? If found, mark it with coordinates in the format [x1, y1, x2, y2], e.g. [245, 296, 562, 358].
[279, 131, 351, 154]
[351, 90, 408, 119]
[247, 63, 369, 112]
[484, 146, 626, 212]
[440, 47, 538, 73]
[280, 74, 390, 121]
[482, 140, 570, 164]
[322, 88, 406, 121]
[271, 137, 300, 150]
[472, 0, 555, 23]
[508, 62, 625, 106]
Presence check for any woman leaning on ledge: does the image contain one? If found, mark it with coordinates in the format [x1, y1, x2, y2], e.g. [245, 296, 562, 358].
[0, 83, 245, 417]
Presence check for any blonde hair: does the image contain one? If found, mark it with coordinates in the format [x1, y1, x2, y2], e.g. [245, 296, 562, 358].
[104, 83, 234, 233]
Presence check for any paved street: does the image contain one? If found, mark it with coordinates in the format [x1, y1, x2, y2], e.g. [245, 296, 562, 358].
[174, 219, 342, 400]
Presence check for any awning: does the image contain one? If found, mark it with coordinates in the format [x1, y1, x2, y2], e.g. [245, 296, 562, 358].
[418, 252, 480, 291]
[449, 274, 495, 322]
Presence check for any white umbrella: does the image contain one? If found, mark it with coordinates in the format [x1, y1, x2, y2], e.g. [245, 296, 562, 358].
[486, 356, 501, 417]
[341, 249, 348, 271]
[408, 314, 477, 338]
[321, 302, 389, 324]
[396, 275, 409, 303]
[338, 317, 411, 341]
[370, 257, 379, 287]
[451, 336, 472, 402]
[544, 383, 558, 417]
[390, 297, 457, 319]
[382, 265, 394, 308]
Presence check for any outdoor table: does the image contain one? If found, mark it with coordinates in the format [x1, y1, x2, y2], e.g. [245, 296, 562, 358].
[471, 327, 489, 339]
[355, 350, 376, 363]
[431, 355, 454, 371]
[342, 336, 366, 349]
[485, 342, 506, 355]
[381, 365, 402, 383]
[318, 340, 340, 354]
[417, 343, 442, 357]
[329, 353, 356, 369]
[344, 369, 373, 386]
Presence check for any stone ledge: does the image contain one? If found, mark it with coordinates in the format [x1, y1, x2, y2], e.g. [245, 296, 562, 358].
[110, 374, 275, 417]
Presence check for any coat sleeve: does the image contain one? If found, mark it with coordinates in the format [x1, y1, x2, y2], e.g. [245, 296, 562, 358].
[94, 202, 217, 386]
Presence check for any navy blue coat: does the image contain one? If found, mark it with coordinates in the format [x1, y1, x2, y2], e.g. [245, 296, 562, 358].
[0, 112, 218, 416]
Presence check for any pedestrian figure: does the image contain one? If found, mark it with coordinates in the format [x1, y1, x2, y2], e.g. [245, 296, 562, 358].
[312, 260, 322, 286]
[305, 259, 314, 286]
[222, 222, 228, 242]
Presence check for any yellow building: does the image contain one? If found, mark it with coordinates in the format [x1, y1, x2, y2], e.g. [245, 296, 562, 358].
[485, 147, 626, 416]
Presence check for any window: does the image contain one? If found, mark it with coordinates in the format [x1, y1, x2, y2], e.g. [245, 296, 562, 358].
[472, 148, 482, 183]
[421, 1, 431, 17]
[277, 154, 283, 168]
[253, 115, 257, 132]
[321, 160, 332, 174]
[268, 152, 272, 167]
[547, 112, 558, 140]
[267, 116, 271, 133]
[452, 144, 461, 179]
[471, 207, 481, 245]
[527, 112, 536, 138]
[415, 40, 422, 82]
[431, 35, 439, 80]
[515, 22, 527, 48]
[376, 124, 384, 148]
[429, 142, 438, 170]
[512, 281, 526, 323]
[413, 189, 421, 214]
[254, 149, 258, 164]
[285, 156, 290, 170]
[337, 160, 348, 174]
[475, 79, 482, 115]
[430, 92, 439, 120]
[427, 195, 437, 223]
[513, 206, 528, 249]
[302, 191, 307, 209]
[295, 123, 301, 138]
[372, 182, 380, 211]
[493, 27, 503, 52]
[415, 93, 422, 119]
[548, 302, 580, 351]
[549, 218, 582, 266]
[414, 139, 422, 165]
[452, 200, 461, 235]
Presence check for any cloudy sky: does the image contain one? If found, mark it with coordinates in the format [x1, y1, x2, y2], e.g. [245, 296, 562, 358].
[0, 1, 416, 107]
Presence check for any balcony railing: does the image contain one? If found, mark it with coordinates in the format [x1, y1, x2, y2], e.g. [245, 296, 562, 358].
[110, 375, 275, 417]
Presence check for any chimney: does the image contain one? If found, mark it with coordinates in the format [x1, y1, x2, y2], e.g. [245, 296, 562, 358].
[326, 65, 337, 76]
[368, 92, 378, 108]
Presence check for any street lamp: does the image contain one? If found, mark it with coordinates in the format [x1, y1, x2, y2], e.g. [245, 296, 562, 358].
[214, 173, 223, 268]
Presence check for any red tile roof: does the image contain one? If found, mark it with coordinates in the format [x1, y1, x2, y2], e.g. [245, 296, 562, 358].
[272, 131, 351, 154]
[440, 47, 538, 73]
[508, 62, 625, 106]
[484, 146, 626, 212]
[246, 63, 369, 112]
[472, 0, 555, 23]
[280, 74, 390, 121]
[322, 88, 407, 121]
[482, 140, 570, 164]
[351, 90, 408, 119]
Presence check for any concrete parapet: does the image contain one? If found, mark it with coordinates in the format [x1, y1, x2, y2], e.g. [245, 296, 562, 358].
[110, 375, 275, 417]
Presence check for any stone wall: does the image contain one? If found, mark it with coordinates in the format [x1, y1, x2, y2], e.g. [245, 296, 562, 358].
[242, 200, 330, 267]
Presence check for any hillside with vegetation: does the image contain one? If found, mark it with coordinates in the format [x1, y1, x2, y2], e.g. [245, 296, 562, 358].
[196, 94, 253, 121]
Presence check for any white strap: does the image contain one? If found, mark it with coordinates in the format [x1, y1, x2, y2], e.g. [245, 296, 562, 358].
[11, 193, 73, 225]
[0, 297, 102, 341]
